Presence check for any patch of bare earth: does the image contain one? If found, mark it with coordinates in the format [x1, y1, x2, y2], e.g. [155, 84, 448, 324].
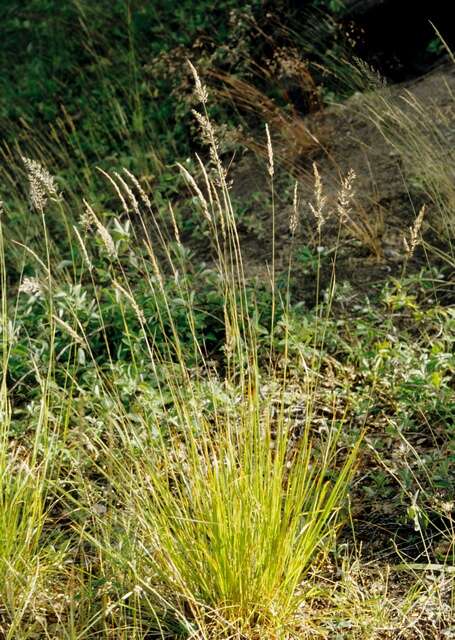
[226, 63, 455, 301]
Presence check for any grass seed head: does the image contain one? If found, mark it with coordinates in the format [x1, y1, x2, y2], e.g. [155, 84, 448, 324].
[188, 59, 209, 105]
[18, 276, 42, 296]
[21, 156, 59, 211]
[309, 162, 327, 233]
[73, 225, 93, 272]
[337, 168, 356, 223]
[290, 181, 299, 235]
[113, 281, 145, 323]
[123, 168, 152, 209]
[83, 200, 117, 259]
[265, 123, 274, 179]
[405, 204, 426, 257]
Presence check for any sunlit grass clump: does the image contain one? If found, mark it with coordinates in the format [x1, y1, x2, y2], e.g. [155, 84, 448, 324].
[0, 65, 362, 639]
[83, 362, 359, 638]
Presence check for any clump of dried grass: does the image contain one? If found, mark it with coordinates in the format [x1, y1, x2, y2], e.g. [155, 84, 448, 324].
[209, 70, 324, 174]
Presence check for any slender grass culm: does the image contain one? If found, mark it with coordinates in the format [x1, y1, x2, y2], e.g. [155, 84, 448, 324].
[66, 66, 362, 639]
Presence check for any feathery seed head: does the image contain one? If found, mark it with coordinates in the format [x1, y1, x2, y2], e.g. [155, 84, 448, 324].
[79, 208, 93, 230]
[73, 225, 93, 272]
[113, 281, 145, 323]
[290, 181, 299, 235]
[21, 156, 59, 210]
[19, 276, 42, 296]
[52, 315, 84, 346]
[83, 201, 117, 259]
[123, 169, 152, 209]
[169, 203, 182, 246]
[187, 60, 209, 104]
[192, 109, 217, 149]
[177, 163, 211, 222]
[114, 171, 140, 215]
[405, 204, 426, 257]
[97, 168, 129, 215]
[309, 163, 327, 233]
[265, 124, 274, 179]
[337, 169, 356, 223]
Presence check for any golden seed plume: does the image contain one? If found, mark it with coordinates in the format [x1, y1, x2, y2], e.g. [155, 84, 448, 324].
[18, 276, 42, 296]
[73, 225, 93, 272]
[290, 181, 299, 235]
[265, 124, 274, 179]
[83, 200, 117, 259]
[308, 163, 327, 233]
[337, 169, 356, 223]
[405, 204, 426, 257]
[123, 169, 152, 209]
[113, 281, 145, 323]
[177, 163, 211, 222]
[187, 60, 209, 104]
[52, 315, 84, 346]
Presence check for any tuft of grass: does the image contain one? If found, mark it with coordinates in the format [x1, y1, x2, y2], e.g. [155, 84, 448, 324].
[0, 66, 363, 638]
[62, 68, 361, 638]
[80, 370, 360, 638]
[7, 44, 455, 636]
[0, 223, 64, 637]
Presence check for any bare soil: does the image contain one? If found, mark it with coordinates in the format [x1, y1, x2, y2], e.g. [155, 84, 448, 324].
[226, 62, 455, 303]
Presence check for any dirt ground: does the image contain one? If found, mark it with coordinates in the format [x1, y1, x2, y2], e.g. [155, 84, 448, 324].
[225, 61, 455, 302]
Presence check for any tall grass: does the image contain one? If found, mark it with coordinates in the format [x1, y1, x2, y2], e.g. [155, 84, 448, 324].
[0, 204, 65, 637]
[0, 66, 362, 637]
[72, 70, 360, 637]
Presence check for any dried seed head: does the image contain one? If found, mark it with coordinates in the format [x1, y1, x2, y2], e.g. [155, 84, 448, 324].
[114, 171, 140, 215]
[52, 315, 84, 346]
[177, 163, 211, 222]
[113, 281, 145, 323]
[192, 109, 217, 148]
[21, 156, 59, 210]
[150, 250, 163, 287]
[337, 169, 356, 223]
[187, 60, 209, 104]
[79, 209, 93, 231]
[169, 203, 182, 246]
[265, 124, 274, 179]
[123, 169, 151, 209]
[73, 225, 93, 272]
[84, 201, 117, 259]
[290, 181, 299, 235]
[405, 204, 426, 257]
[19, 276, 42, 296]
[309, 163, 327, 233]
[97, 168, 129, 215]
[191, 110, 226, 187]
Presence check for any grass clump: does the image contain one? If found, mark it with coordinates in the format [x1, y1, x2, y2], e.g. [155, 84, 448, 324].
[0, 70, 361, 638]
[2, 10, 455, 634]
[73, 78, 360, 636]
[81, 361, 359, 637]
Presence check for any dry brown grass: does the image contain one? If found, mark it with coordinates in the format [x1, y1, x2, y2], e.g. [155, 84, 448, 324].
[209, 69, 325, 175]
